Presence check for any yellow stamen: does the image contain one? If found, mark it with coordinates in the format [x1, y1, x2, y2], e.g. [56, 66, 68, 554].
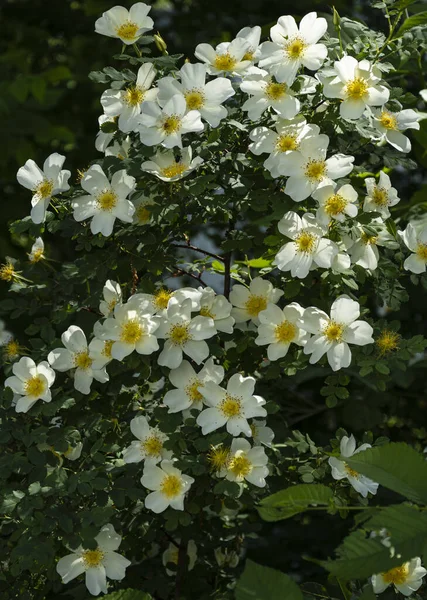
[169, 323, 191, 346]
[120, 320, 143, 344]
[124, 86, 145, 106]
[344, 464, 359, 478]
[102, 340, 114, 359]
[323, 321, 344, 342]
[371, 187, 389, 207]
[184, 89, 205, 110]
[160, 474, 182, 498]
[136, 204, 151, 224]
[4, 340, 21, 361]
[185, 379, 204, 404]
[379, 111, 397, 130]
[324, 194, 347, 216]
[345, 77, 368, 100]
[30, 249, 44, 263]
[214, 53, 237, 72]
[200, 306, 214, 319]
[244, 294, 267, 318]
[228, 453, 252, 478]
[116, 21, 139, 41]
[305, 159, 326, 182]
[0, 263, 17, 282]
[207, 444, 230, 471]
[376, 329, 400, 356]
[162, 116, 181, 135]
[142, 435, 163, 457]
[276, 134, 299, 153]
[284, 37, 307, 59]
[416, 243, 427, 262]
[242, 51, 254, 61]
[295, 231, 317, 254]
[361, 232, 378, 246]
[382, 564, 410, 585]
[219, 394, 242, 418]
[25, 375, 45, 397]
[154, 289, 172, 310]
[160, 163, 187, 179]
[35, 179, 54, 199]
[74, 351, 92, 370]
[275, 320, 297, 343]
[82, 548, 104, 568]
[265, 81, 287, 101]
[97, 190, 118, 211]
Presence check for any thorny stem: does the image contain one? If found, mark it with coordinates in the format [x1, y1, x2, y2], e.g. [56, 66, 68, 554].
[172, 242, 224, 262]
[172, 265, 207, 287]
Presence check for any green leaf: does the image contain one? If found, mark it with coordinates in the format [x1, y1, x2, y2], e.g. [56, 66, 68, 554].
[247, 258, 271, 268]
[396, 11, 427, 37]
[324, 505, 427, 579]
[346, 442, 427, 503]
[102, 590, 152, 599]
[258, 484, 333, 521]
[235, 560, 303, 600]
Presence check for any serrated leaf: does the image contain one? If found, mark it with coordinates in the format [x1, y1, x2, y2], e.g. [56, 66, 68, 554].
[346, 443, 427, 504]
[258, 484, 333, 521]
[396, 11, 427, 37]
[235, 560, 303, 600]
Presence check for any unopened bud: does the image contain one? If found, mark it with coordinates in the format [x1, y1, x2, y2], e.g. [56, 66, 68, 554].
[154, 32, 168, 55]
[332, 6, 341, 29]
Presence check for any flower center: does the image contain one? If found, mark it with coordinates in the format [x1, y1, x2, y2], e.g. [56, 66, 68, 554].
[124, 86, 145, 106]
[82, 548, 105, 568]
[0, 263, 16, 282]
[305, 159, 326, 182]
[107, 299, 118, 313]
[213, 53, 237, 71]
[154, 289, 172, 310]
[242, 51, 254, 61]
[244, 294, 267, 317]
[379, 111, 397, 130]
[344, 464, 359, 478]
[219, 394, 242, 418]
[120, 320, 143, 344]
[416, 243, 427, 262]
[266, 81, 287, 100]
[160, 474, 182, 498]
[199, 306, 214, 319]
[162, 115, 182, 135]
[97, 189, 118, 211]
[276, 134, 299, 153]
[361, 232, 378, 246]
[169, 323, 191, 346]
[5, 340, 21, 360]
[295, 231, 317, 254]
[207, 444, 230, 471]
[325, 194, 348, 216]
[136, 204, 151, 223]
[376, 330, 400, 356]
[74, 351, 93, 370]
[323, 321, 344, 342]
[345, 77, 368, 100]
[184, 89, 205, 110]
[30, 249, 44, 263]
[371, 187, 389, 207]
[284, 37, 307, 59]
[35, 179, 54, 198]
[102, 340, 114, 358]
[25, 375, 45, 397]
[275, 320, 297, 343]
[382, 564, 410, 585]
[142, 434, 164, 457]
[228, 454, 252, 478]
[116, 21, 139, 41]
[160, 163, 187, 179]
[185, 379, 204, 404]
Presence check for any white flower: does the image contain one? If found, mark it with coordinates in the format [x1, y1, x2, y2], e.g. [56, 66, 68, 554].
[137, 94, 204, 149]
[278, 135, 355, 201]
[399, 223, 427, 274]
[273, 211, 338, 279]
[249, 116, 318, 178]
[196, 373, 267, 436]
[48, 326, 109, 395]
[312, 183, 358, 226]
[156, 297, 216, 369]
[299, 296, 374, 371]
[95, 115, 115, 153]
[141, 146, 204, 182]
[236, 26, 262, 63]
[255, 302, 309, 360]
[372, 558, 427, 597]
[328, 435, 379, 497]
[88, 321, 115, 370]
[259, 12, 328, 85]
[127, 287, 202, 315]
[219, 438, 268, 487]
[198, 286, 235, 333]
[345, 220, 399, 271]
[321, 56, 389, 120]
[241, 67, 300, 121]
[28, 237, 45, 263]
[163, 539, 197, 576]
[105, 136, 132, 160]
[100, 303, 159, 361]
[95, 3, 153, 44]
[101, 64, 158, 132]
[99, 280, 122, 317]
[230, 277, 284, 325]
[123, 415, 170, 464]
[164, 358, 224, 414]
[64, 442, 83, 461]
[248, 419, 275, 447]
[157, 63, 235, 128]
[72, 165, 136, 237]
[5, 356, 55, 413]
[131, 194, 156, 225]
[372, 107, 420, 153]
[0, 319, 11, 346]
[195, 38, 251, 76]
[363, 171, 400, 218]
[56, 523, 131, 596]
[17, 153, 71, 224]
[141, 459, 195, 513]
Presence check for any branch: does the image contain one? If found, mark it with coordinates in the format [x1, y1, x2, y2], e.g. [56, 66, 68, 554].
[172, 242, 224, 262]
[171, 265, 207, 287]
